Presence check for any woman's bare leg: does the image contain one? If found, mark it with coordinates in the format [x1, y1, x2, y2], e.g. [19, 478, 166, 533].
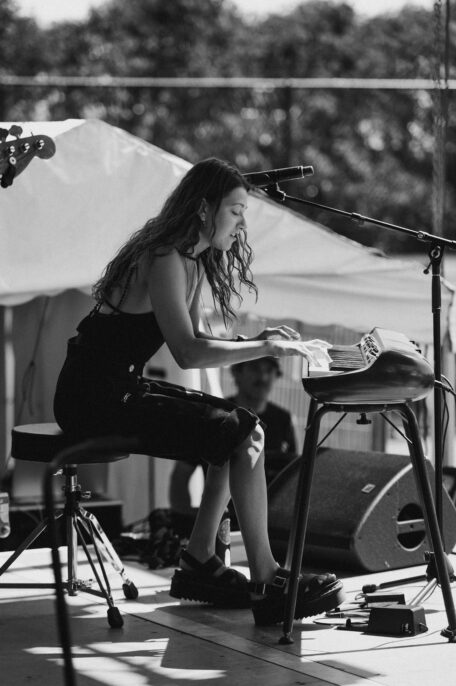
[178, 428, 343, 623]
[185, 462, 231, 562]
[229, 425, 277, 583]
[186, 425, 277, 583]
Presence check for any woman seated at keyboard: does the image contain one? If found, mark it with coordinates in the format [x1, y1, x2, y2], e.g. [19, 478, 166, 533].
[53, 157, 344, 625]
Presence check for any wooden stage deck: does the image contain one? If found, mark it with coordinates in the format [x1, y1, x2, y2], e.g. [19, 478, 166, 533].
[1, 541, 455, 686]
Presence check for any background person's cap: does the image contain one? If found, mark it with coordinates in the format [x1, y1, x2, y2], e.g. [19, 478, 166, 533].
[230, 356, 282, 376]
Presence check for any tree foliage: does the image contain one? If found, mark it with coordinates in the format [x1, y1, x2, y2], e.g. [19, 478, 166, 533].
[1, 0, 455, 253]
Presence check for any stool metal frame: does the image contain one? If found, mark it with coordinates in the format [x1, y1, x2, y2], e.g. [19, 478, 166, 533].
[280, 399, 456, 644]
[43, 436, 143, 686]
[0, 426, 140, 630]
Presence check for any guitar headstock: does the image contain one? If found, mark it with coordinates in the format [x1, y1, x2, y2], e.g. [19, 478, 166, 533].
[0, 125, 56, 188]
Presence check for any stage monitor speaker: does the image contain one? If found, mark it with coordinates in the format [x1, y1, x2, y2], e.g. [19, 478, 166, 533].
[267, 448, 456, 572]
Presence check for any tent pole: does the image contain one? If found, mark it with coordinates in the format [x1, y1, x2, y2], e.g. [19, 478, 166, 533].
[0, 306, 15, 480]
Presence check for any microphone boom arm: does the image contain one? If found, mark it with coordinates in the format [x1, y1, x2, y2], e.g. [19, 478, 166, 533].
[268, 188, 456, 249]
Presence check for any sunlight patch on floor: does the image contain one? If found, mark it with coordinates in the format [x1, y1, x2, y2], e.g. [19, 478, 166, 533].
[27, 641, 226, 684]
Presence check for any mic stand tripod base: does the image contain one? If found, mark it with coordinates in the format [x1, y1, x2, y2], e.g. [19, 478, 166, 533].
[410, 579, 439, 607]
[367, 552, 456, 640]
[407, 550, 455, 608]
[361, 552, 456, 639]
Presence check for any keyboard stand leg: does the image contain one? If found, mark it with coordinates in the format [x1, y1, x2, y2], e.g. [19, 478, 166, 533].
[399, 403, 456, 640]
[280, 400, 326, 645]
[284, 399, 319, 570]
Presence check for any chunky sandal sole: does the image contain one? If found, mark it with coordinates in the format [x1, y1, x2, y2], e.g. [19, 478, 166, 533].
[252, 580, 345, 626]
[170, 569, 251, 608]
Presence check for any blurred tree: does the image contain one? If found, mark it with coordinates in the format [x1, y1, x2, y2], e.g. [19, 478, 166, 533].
[2, 0, 455, 253]
[36, 0, 260, 163]
[0, 0, 47, 119]
[0, 0, 44, 74]
[236, 2, 455, 252]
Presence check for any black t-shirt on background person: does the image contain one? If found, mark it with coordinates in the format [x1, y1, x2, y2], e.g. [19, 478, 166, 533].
[227, 397, 297, 484]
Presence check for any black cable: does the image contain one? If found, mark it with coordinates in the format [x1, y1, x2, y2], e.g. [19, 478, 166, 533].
[380, 384, 450, 466]
[441, 374, 455, 391]
[441, 387, 450, 459]
[435, 380, 456, 398]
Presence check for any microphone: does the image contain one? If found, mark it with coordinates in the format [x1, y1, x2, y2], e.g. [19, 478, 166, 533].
[242, 165, 314, 188]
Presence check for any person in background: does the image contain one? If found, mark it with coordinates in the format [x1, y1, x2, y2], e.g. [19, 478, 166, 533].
[54, 157, 344, 625]
[228, 357, 297, 484]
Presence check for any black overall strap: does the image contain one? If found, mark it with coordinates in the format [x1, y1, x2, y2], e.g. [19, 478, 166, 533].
[96, 267, 135, 314]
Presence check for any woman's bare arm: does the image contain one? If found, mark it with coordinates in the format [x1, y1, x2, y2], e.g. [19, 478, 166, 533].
[146, 251, 327, 369]
[189, 275, 312, 345]
[145, 250, 275, 368]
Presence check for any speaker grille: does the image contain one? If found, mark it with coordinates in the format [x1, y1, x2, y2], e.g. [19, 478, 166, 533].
[268, 448, 456, 571]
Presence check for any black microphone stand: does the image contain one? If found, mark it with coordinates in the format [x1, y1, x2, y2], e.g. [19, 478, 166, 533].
[263, 182, 456, 588]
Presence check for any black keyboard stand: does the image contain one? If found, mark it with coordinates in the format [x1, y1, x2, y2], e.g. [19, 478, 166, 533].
[279, 398, 456, 644]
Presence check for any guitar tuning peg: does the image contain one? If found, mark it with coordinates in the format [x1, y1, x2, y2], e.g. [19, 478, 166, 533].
[0, 128, 9, 143]
[8, 125, 23, 139]
[0, 161, 16, 188]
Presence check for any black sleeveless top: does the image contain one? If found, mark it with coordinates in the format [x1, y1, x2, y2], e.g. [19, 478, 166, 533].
[73, 253, 200, 371]
[73, 304, 165, 372]
[53, 302, 166, 434]
[54, 256, 203, 435]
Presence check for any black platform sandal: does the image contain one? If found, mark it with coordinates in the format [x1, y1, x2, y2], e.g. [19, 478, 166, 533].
[169, 549, 250, 608]
[250, 567, 345, 626]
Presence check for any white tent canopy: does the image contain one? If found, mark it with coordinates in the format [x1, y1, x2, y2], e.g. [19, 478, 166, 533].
[0, 117, 453, 344]
[0, 119, 191, 305]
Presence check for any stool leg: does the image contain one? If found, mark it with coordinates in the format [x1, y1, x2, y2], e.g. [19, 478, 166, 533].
[77, 505, 138, 599]
[73, 516, 116, 601]
[69, 516, 124, 628]
[0, 518, 54, 576]
[64, 468, 80, 595]
[280, 402, 326, 644]
[62, 466, 110, 600]
[400, 403, 456, 640]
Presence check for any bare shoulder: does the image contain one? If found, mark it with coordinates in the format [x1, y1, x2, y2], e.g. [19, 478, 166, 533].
[138, 250, 190, 314]
[138, 248, 185, 282]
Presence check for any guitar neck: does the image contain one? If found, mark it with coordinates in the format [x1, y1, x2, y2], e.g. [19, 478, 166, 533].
[0, 129, 56, 188]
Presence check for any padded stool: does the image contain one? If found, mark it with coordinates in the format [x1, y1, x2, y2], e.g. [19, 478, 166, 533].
[0, 423, 139, 628]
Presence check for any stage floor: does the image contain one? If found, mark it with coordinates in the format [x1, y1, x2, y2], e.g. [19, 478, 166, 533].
[1, 541, 455, 686]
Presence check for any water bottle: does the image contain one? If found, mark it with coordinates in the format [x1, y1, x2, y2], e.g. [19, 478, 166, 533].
[215, 509, 231, 566]
[0, 492, 11, 538]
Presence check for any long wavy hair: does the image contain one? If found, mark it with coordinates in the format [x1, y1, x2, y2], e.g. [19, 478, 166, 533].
[92, 157, 257, 325]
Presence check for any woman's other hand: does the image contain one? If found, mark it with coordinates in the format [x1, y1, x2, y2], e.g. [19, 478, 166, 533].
[269, 338, 332, 366]
[251, 325, 301, 341]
